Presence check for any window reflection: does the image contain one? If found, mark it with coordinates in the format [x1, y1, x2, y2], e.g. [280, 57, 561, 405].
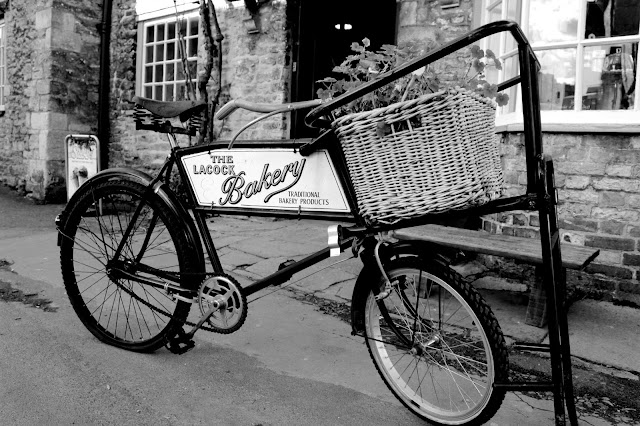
[585, 0, 640, 39]
[529, 0, 579, 44]
[537, 49, 577, 110]
[583, 43, 637, 109]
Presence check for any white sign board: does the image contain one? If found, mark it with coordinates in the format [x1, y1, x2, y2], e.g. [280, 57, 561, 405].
[181, 148, 350, 213]
[65, 135, 100, 201]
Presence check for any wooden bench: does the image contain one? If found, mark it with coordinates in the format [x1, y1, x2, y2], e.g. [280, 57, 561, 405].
[391, 224, 600, 326]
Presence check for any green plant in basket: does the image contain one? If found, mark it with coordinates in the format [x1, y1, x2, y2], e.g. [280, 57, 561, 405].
[316, 38, 509, 117]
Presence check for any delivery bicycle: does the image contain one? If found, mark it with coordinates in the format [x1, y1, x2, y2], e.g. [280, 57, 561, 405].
[56, 21, 588, 426]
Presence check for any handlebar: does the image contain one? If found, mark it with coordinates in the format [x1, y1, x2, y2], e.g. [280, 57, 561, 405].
[304, 20, 536, 129]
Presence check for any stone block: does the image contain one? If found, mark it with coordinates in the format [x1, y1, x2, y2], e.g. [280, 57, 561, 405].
[592, 207, 639, 222]
[586, 263, 633, 280]
[560, 189, 599, 204]
[564, 175, 590, 189]
[585, 235, 635, 251]
[605, 164, 634, 177]
[35, 8, 53, 30]
[592, 177, 639, 192]
[628, 226, 640, 238]
[52, 30, 82, 52]
[599, 219, 625, 235]
[598, 191, 626, 207]
[622, 253, 640, 267]
[626, 194, 640, 209]
[556, 162, 606, 176]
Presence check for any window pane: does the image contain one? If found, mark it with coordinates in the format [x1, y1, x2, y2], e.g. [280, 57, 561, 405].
[504, 0, 521, 52]
[586, 0, 640, 38]
[529, 0, 579, 44]
[168, 22, 176, 40]
[154, 85, 163, 101]
[166, 63, 175, 81]
[167, 41, 175, 60]
[166, 84, 174, 101]
[146, 25, 154, 43]
[176, 83, 186, 101]
[145, 66, 153, 83]
[502, 55, 520, 114]
[145, 86, 152, 98]
[155, 44, 164, 62]
[180, 20, 187, 37]
[145, 45, 153, 63]
[157, 24, 165, 41]
[155, 64, 163, 82]
[176, 64, 185, 81]
[188, 37, 198, 57]
[189, 18, 199, 37]
[188, 60, 197, 79]
[583, 43, 637, 110]
[486, 3, 502, 59]
[537, 48, 577, 110]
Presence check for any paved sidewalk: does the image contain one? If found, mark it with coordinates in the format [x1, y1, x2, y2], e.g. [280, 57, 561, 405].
[208, 214, 640, 379]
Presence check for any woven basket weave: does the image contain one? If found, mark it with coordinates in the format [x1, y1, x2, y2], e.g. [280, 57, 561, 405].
[332, 87, 504, 225]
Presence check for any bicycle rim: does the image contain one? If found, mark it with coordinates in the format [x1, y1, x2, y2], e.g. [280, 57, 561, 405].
[364, 260, 504, 425]
[61, 180, 192, 352]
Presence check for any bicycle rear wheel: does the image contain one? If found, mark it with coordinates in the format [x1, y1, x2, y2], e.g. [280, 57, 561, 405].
[364, 257, 508, 425]
[60, 178, 197, 352]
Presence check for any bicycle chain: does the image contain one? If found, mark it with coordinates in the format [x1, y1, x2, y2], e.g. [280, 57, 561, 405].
[111, 274, 219, 333]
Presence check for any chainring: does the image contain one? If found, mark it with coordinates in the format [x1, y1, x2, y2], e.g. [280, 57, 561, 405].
[198, 274, 247, 334]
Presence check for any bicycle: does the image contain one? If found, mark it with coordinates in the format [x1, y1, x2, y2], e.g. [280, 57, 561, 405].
[56, 21, 582, 426]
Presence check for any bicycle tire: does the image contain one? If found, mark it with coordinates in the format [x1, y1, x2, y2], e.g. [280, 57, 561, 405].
[363, 257, 508, 425]
[60, 178, 197, 352]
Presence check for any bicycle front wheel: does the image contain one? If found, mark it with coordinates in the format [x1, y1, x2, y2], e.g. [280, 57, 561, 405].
[364, 257, 508, 425]
[60, 178, 198, 352]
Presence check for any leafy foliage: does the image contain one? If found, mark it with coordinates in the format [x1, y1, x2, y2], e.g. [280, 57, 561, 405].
[316, 39, 509, 117]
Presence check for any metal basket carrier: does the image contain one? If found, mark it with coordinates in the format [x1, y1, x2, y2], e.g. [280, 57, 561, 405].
[305, 20, 585, 426]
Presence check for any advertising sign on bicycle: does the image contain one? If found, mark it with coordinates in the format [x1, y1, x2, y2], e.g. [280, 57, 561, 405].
[181, 148, 350, 213]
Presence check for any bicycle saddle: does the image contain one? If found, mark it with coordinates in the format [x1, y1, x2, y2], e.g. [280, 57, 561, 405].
[132, 96, 207, 122]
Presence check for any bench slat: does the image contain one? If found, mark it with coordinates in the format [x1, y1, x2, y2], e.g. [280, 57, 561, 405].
[391, 225, 599, 270]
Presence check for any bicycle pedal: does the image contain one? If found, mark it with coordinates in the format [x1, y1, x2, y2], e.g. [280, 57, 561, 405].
[166, 329, 196, 355]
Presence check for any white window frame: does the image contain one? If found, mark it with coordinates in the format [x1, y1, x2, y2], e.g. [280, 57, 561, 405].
[0, 18, 6, 112]
[482, 0, 640, 133]
[136, 9, 200, 102]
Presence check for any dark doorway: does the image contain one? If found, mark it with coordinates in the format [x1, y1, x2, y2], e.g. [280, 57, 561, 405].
[289, 0, 398, 138]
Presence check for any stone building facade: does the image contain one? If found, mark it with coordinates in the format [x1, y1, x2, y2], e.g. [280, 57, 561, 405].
[0, 0, 639, 304]
[0, 0, 100, 201]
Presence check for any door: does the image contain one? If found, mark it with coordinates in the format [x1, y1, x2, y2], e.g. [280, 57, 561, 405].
[289, 0, 398, 138]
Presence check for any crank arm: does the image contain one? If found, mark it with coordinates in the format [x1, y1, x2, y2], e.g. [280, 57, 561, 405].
[186, 302, 220, 338]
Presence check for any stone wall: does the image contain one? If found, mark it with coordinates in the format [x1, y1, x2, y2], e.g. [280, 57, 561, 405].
[0, 0, 101, 202]
[108, 0, 290, 175]
[396, 0, 473, 84]
[481, 133, 640, 305]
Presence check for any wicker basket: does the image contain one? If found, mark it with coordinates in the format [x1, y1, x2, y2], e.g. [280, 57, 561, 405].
[332, 87, 504, 225]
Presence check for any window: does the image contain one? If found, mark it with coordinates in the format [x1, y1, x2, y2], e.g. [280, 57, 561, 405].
[482, 0, 640, 132]
[138, 12, 199, 101]
[0, 18, 6, 111]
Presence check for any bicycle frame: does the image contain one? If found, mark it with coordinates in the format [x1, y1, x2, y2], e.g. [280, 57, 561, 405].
[110, 19, 545, 301]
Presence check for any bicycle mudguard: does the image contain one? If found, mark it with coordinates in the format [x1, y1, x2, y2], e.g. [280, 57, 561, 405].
[58, 168, 206, 285]
[350, 239, 451, 335]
